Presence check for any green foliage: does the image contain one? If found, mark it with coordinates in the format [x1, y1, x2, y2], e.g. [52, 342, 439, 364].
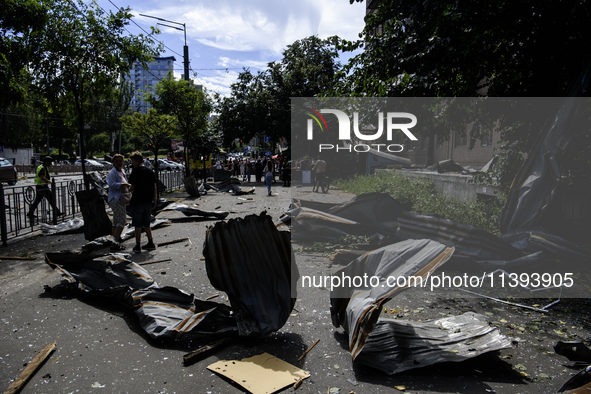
[120, 109, 176, 173]
[30, 0, 160, 174]
[215, 36, 343, 148]
[300, 235, 370, 256]
[335, 171, 504, 234]
[341, 0, 591, 97]
[336, 1, 591, 190]
[147, 72, 213, 175]
[0, 0, 48, 107]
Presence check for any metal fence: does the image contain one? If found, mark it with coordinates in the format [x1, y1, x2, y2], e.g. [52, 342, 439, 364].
[157, 170, 185, 192]
[0, 178, 85, 246]
[0, 170, 186, 246]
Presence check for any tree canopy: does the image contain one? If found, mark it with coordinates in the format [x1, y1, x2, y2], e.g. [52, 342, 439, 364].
[120, 108, 176, 174]
[333, 0, 591, 190]
[340, 0, 591, 97]
[216, 36, 343, 151]
[147, 73, 212, 176]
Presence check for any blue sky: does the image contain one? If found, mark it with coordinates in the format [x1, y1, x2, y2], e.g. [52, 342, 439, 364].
[94, 0, 367, 97]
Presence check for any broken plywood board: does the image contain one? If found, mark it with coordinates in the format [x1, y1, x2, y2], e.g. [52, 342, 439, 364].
[207, 352, 309, 394]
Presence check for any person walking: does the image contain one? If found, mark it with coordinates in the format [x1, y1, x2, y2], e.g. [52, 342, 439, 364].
[255, 159, 263, 183]
[106, 154, 130, 251]
[312, 156, 326, 193]
[239, 160, 245, 181]
[27, 156, 62, 220]
[128, 152, 158, 253]
[265, 160, 274, 196]
[246, 160, 253, 182]
[282, 161, 291, 187]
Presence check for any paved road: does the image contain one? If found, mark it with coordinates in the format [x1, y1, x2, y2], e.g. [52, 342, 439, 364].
[0, 182, 588, 393]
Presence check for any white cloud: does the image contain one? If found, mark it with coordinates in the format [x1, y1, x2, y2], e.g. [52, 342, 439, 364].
[109, 0, 366, 96]
[149, 0, 364, 55]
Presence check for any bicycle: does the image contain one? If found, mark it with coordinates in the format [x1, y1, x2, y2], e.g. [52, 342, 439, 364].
[314, 174, 330, 193]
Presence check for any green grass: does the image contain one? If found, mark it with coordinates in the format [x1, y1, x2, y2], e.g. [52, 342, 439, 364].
[334, 171, 504, 234]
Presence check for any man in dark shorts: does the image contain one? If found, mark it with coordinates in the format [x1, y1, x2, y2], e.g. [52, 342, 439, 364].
[128, 152, 158, 253]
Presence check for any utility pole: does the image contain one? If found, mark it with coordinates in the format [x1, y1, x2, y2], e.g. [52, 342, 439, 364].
[139, 14, 189, 81]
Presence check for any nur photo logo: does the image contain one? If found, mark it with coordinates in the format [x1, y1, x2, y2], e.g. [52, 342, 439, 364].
[304, 108, 418, 153]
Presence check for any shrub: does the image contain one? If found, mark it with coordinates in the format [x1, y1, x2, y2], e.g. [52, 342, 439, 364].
[335, 171, 504, 234]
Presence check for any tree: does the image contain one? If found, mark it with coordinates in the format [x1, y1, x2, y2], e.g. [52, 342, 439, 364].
[120, 109, 176, 176]
[215, 69, 271, 149]
[0, 0, 48, 109]
[33, 0, 160, 187]
[147, 72, 212, 177]
[338, 0, 591, 189]
[342, 0, 591, 97]
[216, 36, 343, 153]
[89, 81, 134, 155]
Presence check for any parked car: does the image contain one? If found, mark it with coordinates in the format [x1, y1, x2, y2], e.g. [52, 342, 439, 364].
[153, 158, 179, 171]
[75, 159, 107, 169]
[0, 158, 18, 185]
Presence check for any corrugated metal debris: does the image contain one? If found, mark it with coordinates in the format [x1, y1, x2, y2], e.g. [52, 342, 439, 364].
[355, 312, 512, 374]
[330, 239, 456, 359]
[203, 212, 298, 337]
[44, 212, 296, 341]
[45, 239, 238, 340]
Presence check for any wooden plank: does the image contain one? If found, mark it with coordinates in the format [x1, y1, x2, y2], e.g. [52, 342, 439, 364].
[4, 342, 57, 394]
[183, 337, 234, 366]
[138, 258, 172, 266]
[157, 238, 189, 247]
[0, 256, 36, 261]
[298, 339, 320, 361]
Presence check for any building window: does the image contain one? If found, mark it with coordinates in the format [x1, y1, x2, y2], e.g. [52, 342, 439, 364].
[454, 130, 467, 147]
[481, 130, 493, 146]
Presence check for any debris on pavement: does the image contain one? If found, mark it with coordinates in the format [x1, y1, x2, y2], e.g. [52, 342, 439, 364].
[156, 237, 189, 247]
[75, 188, 112, 240]
[40, 217, 85, 235]
[203, 211, 298, 337]
[398, 211, 524, 261]
[0, 255, 36, 261]
[558, 365, 591, 393]
[355, 312, 512, 374]
[555, 341, 591, 363]
[329, 239, 512, 373]
[158, 202, 229, 220]
[44, 242, 238, 340]
[207, 352, 310, 394]
[298, 338, 320, 361]
[138, 258, 172, 266]
[4, 342, 57, 394]
[183, 337, 234, 366]
[330, 239, 456, 361]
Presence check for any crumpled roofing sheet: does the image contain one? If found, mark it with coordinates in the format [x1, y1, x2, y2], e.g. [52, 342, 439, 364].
[398, 211, 524, 261]
[355, 312, 512, 374]
[203, 212, 298, 337]
[45, 239, 238, 340]
[500, 97, 585, 233]
[160, 202, 230, 220]
[330, 238, 455, 359]
[127, 287, 237, 339]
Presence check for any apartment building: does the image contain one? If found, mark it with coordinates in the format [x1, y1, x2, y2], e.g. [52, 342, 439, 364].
[125, 56, 176, 114]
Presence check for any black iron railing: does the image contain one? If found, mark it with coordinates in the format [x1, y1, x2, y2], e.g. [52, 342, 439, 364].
[0, 178, 85, 246]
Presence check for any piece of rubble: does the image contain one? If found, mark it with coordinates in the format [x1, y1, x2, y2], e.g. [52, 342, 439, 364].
[207, 352, 309, 394]
[203, 212, 298, 337]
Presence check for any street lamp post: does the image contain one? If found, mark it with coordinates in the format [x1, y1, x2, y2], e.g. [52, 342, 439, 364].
[139, 14, 190, 81]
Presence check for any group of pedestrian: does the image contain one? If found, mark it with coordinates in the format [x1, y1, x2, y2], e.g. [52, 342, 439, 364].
[107, 151, 158, 253]
[214, 156, 292, 195]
